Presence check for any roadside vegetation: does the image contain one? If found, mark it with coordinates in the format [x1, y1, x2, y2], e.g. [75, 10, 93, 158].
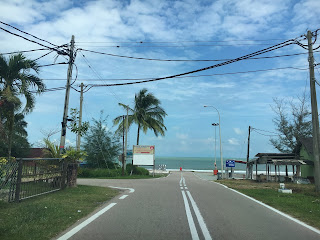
[218, 179, 320, 229]
[78, 164, 157, 179]
[0, 185, 119, 240]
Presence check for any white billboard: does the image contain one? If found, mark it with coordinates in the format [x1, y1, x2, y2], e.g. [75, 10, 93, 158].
[132, 145, 155, 166]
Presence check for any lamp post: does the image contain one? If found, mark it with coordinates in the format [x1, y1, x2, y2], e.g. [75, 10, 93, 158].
[204, 105, 224, 178]
[212, 123, 219, 170]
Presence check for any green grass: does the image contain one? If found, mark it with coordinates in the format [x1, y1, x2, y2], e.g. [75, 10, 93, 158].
[218, 179, 320, 229]
[0, 185, 119, 240]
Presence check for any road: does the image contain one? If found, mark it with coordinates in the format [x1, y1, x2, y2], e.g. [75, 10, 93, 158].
[56, 172, 320, 240]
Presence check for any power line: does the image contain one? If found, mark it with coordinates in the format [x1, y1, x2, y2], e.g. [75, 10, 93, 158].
[84, 38, 298, 88]
[42, 65, 308, 82]
[38, 62, 68, 67]
[0, 21, 60, 48]
[76, 38, 289, 44]
[78, 49, 315, 62]
[0, 26, 68, 56]
[77, 43, 280, 48]
[0, 48, 51, 55]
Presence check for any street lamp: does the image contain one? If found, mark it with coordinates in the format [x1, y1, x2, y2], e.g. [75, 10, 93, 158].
[212, 123, 219, 170]
[204, 105, 224, 178]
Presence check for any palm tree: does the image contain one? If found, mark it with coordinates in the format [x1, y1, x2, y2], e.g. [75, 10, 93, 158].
[113, 88, 167, 145]
[0, 53, 45, 157]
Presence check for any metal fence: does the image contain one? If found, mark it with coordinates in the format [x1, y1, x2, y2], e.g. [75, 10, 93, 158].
[0, 158, 66, 202]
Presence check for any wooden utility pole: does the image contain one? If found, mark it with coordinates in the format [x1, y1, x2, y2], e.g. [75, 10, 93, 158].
[246, 126, 251, 179]
[76, 83, 84, 151]
[307, 30, 320, 191]
[59, 35, 75, 154]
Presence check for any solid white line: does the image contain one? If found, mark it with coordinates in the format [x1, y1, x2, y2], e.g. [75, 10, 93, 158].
[186, 191, 212, 240]
[183, 177, 186, 186]
[108, 186, 135, 193]
[57, 203, 117, 240]
[119, 195, 128, 200]
[220, 184, 320, 235]
[181, 190, 200, 240]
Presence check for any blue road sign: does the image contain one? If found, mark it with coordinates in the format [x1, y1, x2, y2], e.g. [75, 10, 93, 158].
[226, 160, 235, 168]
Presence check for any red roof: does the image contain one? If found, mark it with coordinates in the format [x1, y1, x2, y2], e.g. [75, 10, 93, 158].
[27, 148, 46, 158]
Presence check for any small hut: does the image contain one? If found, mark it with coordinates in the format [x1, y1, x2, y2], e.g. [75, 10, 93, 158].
[248, 153, 313, 182]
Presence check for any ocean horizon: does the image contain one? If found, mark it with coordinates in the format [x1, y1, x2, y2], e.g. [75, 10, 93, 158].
[154, 156, 250, 171]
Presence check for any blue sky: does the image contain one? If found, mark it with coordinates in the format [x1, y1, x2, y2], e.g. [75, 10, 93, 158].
[1, 0, 320, 158]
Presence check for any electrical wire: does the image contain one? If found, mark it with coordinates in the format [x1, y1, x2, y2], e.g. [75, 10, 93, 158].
[77, 43, 280, 48]
[38, 62, 68, 67]
[0, 26, 69, 56]
[44, 65, 308, 82]
[84, 38, 297, 88]
[251, 128, 282, 137]
[76, 38, 290, 44]
[78, 49, 314, 62]
[0, 21, 60, 48]
[0, 48, 50, 55]
[251, 127, 283, 135]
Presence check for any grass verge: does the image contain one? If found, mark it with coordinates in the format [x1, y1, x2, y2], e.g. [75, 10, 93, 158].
[218, 179, 320, 229]
[0, 185, 118, 240]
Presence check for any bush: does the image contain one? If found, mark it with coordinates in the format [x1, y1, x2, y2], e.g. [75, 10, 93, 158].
[78, 168, 122, 178]
[126, 164, 149, 176]
[77, 164, 149, 178]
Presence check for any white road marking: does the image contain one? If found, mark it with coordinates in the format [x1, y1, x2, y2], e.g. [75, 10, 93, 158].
[219, 183, 320, 235]
[57, 203, 117, 240]
[181, 190, 200, 240]
[119, 195, 128, 200]
[186, 191, 212, 240]
[109, 186, 135, 193]
[180, 174, 212, 240]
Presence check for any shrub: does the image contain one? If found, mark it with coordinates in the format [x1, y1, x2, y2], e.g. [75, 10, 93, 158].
[126, 164, 149, 176]
[78, 168, 122, 178]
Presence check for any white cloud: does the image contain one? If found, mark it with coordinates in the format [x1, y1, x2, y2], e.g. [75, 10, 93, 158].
[228, 138, 240, 145]
[234, 128, 243, 135]
[176, 133, 188, 140]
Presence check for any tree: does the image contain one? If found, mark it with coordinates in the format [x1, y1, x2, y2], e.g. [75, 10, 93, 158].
[83, 112, 121, 168]
[270, 94, 312, 153]
[0, 112, 30, 157]
[113, 88, 167, 145]
[0, 53, 45, 157]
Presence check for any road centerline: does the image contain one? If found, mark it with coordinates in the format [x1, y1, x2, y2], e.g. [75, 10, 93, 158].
[180, 174, 213, 240]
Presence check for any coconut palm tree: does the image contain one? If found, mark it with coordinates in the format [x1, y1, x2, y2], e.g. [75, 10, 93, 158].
[113, 88, 167, 145]
[0, 53, 45, 157]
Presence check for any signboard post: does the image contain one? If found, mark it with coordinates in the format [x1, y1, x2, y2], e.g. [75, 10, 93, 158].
[133, 145, 155, 177]
[226, 160, 235, 179]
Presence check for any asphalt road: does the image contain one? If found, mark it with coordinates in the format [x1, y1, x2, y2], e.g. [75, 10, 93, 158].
[56, 172, 320, 240]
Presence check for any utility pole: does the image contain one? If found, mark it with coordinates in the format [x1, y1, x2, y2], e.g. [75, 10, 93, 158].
[59, 35, 75, 154]
[307, 30, 320, 191]
[246, 126, 251, 179]
[76, 82, 84, 151]
[124, 106, 129, 171]
[122, 115, 125, 175]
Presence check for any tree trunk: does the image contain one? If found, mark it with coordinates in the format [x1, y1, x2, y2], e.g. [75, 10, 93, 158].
[7, 110, 14, 158]
[137, 124, 140, 145]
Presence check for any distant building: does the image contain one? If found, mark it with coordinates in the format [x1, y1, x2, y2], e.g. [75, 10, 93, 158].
[26, 148, 46, 158]
[295, 137, 315, 179]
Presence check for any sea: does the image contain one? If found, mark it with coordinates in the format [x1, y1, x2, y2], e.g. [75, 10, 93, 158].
[153, 156, 251, 171]
[144, 156, 290, 174]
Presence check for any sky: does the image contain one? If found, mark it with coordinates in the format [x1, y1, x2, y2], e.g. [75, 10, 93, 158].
[1, 0, 320, 159]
